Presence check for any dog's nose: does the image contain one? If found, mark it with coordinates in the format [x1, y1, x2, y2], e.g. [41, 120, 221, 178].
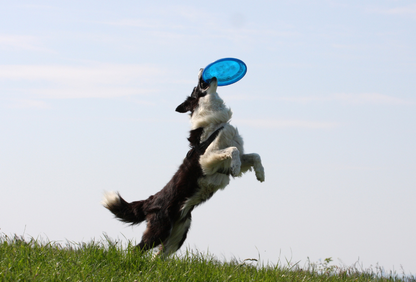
[210, 77, 218, 86]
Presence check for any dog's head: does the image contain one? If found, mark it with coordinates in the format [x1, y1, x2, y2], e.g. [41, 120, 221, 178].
[175, 68, 218, 115]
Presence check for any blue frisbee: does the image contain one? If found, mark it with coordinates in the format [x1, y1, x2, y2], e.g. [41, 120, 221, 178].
[202, 58, 247, 86]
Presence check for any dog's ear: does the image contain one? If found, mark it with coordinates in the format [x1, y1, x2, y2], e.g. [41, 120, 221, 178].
[176, 95, 196, 113]
[175, 101, 189, 113]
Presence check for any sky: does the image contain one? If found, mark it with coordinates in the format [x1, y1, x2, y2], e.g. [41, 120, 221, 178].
[1, 0, 415, 275]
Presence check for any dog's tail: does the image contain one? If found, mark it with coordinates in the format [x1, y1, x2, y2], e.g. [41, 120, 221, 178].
[102, 191, 146, 225]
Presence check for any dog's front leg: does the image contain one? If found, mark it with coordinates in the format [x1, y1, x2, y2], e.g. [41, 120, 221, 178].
[200, 147, 241, 176]
[240, 153, 265, 182]
[229, 148, 242, 176]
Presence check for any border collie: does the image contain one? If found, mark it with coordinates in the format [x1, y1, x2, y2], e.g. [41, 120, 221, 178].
[102, 69, 265, 257]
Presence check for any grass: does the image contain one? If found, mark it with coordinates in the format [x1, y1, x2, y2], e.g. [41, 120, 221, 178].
[0, 233, 414, 281]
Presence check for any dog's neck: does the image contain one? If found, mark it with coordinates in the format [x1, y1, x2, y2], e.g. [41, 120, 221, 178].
[190, 92, 232, 141]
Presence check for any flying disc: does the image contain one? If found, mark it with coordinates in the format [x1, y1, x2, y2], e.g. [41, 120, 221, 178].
[202, 58, 247, 86]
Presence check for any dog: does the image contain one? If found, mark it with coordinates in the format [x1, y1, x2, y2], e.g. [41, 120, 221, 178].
[102, 68, 265, 258]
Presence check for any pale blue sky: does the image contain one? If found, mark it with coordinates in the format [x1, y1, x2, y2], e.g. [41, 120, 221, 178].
[1, 0, 415, 274]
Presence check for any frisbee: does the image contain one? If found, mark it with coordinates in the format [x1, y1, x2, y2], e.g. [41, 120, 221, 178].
[202, 58, 247, 86]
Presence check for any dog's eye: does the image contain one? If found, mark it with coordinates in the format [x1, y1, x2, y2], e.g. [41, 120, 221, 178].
[191, 87, 198, 98]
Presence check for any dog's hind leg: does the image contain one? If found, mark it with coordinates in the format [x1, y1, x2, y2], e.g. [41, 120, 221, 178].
[157, 216, 192, 258]
[240, 153, 265, 182]
[136, 215, 171, 253]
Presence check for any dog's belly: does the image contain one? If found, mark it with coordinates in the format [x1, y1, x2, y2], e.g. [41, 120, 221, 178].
[181, 173, 229, 217]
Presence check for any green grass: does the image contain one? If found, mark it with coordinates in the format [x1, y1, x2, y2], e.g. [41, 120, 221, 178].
[0, 234, 414, 281]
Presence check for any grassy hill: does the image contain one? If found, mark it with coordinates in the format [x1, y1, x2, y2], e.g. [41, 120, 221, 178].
[0, 234, 413, 281]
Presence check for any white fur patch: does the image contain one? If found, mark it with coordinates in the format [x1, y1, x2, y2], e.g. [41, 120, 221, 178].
[101, 191, 120, 209]
[158, 217, 191, 258]
[199, 123, 245, 176]
[181, 173, 230, 217]
[191, 91, 233, 134]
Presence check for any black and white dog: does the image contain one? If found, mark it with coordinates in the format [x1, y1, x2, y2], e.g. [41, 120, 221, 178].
[102, 69, 265, 257]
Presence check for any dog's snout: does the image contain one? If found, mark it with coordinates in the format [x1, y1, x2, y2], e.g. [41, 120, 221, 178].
[209, 77, 218, 90]
[206, 77, 217, 84]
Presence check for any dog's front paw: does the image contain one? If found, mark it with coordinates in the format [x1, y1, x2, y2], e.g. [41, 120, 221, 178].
[231, 162, 241, 176]
[255, 167, 265, 182]
[230, 150, 241, 176]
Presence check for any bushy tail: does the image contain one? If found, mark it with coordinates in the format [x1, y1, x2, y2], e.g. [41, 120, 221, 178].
[102, 191, 146, 225]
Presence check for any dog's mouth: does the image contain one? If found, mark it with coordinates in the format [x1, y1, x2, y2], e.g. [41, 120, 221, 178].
[200, 76, 217, 91]
[199, 77, 211, 91]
